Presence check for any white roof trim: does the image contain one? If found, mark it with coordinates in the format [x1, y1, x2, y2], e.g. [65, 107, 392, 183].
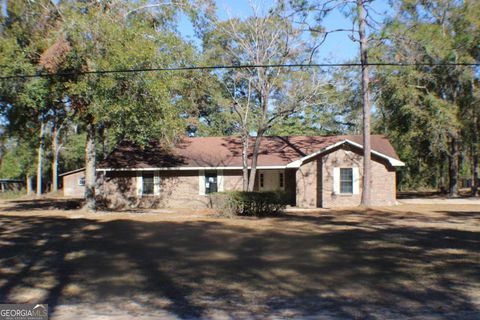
[97, 165, 289, 172]
[59, 167, 85, 177]
[288, 139, 405, 167]
[286, 160, 302, 168]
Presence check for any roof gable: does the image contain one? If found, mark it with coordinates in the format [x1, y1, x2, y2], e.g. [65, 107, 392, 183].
[293, 138, 405, 167]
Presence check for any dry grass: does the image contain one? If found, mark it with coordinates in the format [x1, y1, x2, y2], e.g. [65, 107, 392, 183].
[0, 199, 479, 319]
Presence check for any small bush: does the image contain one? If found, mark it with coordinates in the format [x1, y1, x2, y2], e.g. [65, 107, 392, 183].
[209, 191, 288, 217]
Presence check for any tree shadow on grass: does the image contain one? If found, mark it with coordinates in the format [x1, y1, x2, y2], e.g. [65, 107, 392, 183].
[1, 198, 84, 211]
[0, 208, 478, 319]
[437, 210, 480, 220]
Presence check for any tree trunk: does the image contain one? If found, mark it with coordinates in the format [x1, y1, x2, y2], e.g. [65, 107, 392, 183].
[247, 133, 263, 191]
[51, 124, 61, 193]
[449, 136, 459, 197]
[85, 120, 96, 211]
[36, 121, 45, 197]
[242, 132, 249, 191]
[471, 80, 479, 196]
[99, 124, 110, 160]
[26, 175, 33, 195]
[438, 157, 444, 192]
[471, 144, 478, 196]
[358, 0, 372, 206]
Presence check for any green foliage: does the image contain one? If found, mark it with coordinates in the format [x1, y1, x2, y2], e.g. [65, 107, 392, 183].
[269, 68, 363, 136]
[372, 0, 480, 190]
[59, 0, 204, 147]
[0, 0, 69, 195]
[59, 131, 86, 172]
[209, 191, 287, 217]
[0, 140, 36, 179]
[178, 70, 236, 136]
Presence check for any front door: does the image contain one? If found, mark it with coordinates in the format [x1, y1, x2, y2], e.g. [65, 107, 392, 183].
[259, 170, 284, 191]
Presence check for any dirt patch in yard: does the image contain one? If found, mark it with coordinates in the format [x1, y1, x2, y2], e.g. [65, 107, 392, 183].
[0, 199, 479, 319]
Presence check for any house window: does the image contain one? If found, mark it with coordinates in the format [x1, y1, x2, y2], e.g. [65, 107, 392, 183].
[279, 172, 284, 188]
[78, 177, 85, 186]
[205, 172, 218, 194]
[260, 173, 264, 188]
[142, 172, 154, 195]
[340, 168, 353, 194]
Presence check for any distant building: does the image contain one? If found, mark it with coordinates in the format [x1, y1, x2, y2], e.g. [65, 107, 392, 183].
[0, 179, 25, 192]
[60, 168, 85, 197]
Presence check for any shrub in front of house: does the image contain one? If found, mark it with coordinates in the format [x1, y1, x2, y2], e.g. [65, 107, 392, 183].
[209, 191, 287, 217]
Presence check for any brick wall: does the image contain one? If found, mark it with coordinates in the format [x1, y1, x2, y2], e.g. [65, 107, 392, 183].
[63, 171, 85, 197]
[296, 159, 318, 208]
[320, 147, 396, 207]
[98, 171, 137, 208]
[98, 146, 397, 209]
[99, 169, 244, 209]
[295, 146, 397, 208]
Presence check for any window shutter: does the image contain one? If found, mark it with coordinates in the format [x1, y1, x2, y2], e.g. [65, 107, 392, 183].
[154, 171, 160, 196]
[198, 170, 206, 195]
[217, 169, 224, 192]
[352, 167, 360, 194]
[333, 167, 340, 194]
[136, 172, 143, 196]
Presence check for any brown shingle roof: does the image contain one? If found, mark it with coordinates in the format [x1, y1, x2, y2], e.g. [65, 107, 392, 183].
[99, 135, 401, 169]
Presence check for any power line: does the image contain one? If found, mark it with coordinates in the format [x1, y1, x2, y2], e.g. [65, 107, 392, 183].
[0, 62, 478, 80]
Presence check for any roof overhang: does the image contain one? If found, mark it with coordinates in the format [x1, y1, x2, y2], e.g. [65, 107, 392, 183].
[59, 167, 85, 177]
[97, 139, 404, 172]
[286, 139, 405, 167]
[96, 165, 289, 172]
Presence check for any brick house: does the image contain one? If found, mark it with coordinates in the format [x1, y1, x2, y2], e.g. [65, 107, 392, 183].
[94, 135, 404, 208]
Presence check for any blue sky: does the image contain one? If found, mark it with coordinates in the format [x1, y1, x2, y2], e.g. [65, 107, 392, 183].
[1, 0, 392, 62]
[179, 0, 394, 63]
[1, 0, 393, 62]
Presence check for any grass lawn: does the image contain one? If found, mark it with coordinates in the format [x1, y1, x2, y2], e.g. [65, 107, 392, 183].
[0, 199, 479, 319]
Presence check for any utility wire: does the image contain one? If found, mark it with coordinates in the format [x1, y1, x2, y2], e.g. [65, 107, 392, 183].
[0, 62, 478, 80]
